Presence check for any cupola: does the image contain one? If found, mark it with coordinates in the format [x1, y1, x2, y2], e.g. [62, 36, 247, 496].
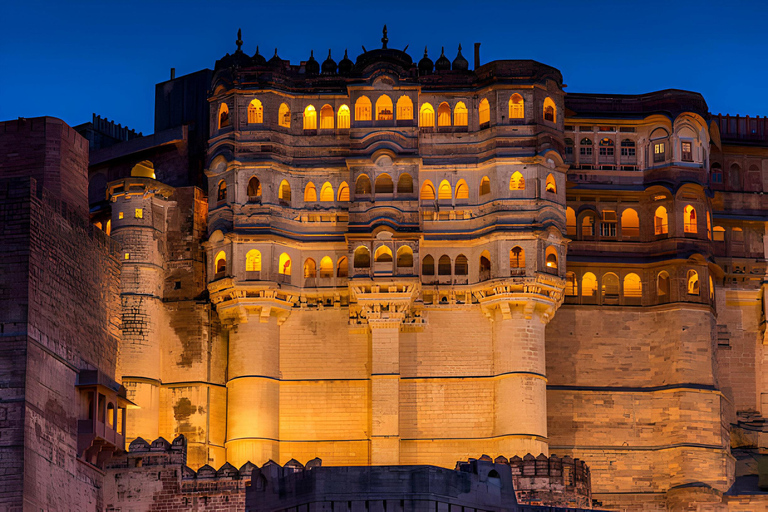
[338, 49, 353, 74]
[434, 47, 451, 72]
[452, 44, 469, 71]
[418, 47, 434, 75]
[305, 50, 320, 75]
[321, 50, 337, 74]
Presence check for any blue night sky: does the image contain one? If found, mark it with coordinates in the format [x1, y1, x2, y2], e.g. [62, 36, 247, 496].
[1, 0, 766, 135]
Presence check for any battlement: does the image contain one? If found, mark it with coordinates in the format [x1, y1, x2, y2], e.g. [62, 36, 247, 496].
[714, 113, 768, 146]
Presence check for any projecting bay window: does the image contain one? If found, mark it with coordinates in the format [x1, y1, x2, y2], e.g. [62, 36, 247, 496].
[653, 142, 666, 163]
[600, 210, 617, 238]
[681, 141, 693, 162]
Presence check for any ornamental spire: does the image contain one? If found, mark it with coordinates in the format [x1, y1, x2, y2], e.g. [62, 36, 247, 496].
[381, 24, 388, 49]
[236, 28, 243, 52]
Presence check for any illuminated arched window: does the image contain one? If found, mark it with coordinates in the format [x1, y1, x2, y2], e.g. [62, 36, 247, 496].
[337, 256, 348, 277]
[438, 255, 452, 275]
[545, 174, 556, 193]
[566, 207, 577, 236]
[454, 101, 468, 126]
[713, 225, 725, 241]
[479, 98, 490, 126]
[581, 213, 595, 237]
[421, 255, 435, 275]
[545, 247, 558, 271]
[654, 206, 668, 235]
[543, 97, 556, 123]
[438, 180, 452, 200]
[304, 182, 317, 202]
[214, 250, 226, 275]
[684, 205, 697, 233]
[303, 105, 317, 130]
[707, 212, 712, 240]
[396, 96, 413, 120]
[455, 179, 468, 200]
[657, 271, 670, 297]
[480, 176, 491, 196]
[218, 103, 230, 129]
[602, 272, 619, 301]
[355, 175, 372, 195]
[337, 105, 350, 129]
[437, 102, 451, 126]
[355, 96, 372, 121]
[217, 180, 227, 202]
[709, 275, 714, 301]
[354, 246, 370, 268]
[510, 246, 525, 269]
[303, 258, 317, 278]
[278, 253, 292, 275]
[376, 95, 393, 121]
[319, 256, 333, 278]
[687, 270, 699, 295]
[509, 94, 524, 119]
[624, 273, 642, 299]
[509, 171, 525, 191]
[479, 250, 491, 279]
[375, 173, 394, 194]
[397, 173, 413, 194]
[374, 245, 392, 263]
[105, 219, 111, 236]
[420, 181, 436, 201]
[320, 104, 334, 129]
[420, 103, 435, 127]
[245, 249, 262, 272]
[582, 272, 597, 297]
[337, 182, 350, 201]
[247, 176, 262, 202]
[278, 180, 291, 202]
[621, 208, 639, 237]
[278, 103, 291, 128]
[319, 182, 334, 202]
[455, 254, 468, 275]
[565, 272, 577, 296]
[396, 246, 413, 268]
[248, 99, 263, 124]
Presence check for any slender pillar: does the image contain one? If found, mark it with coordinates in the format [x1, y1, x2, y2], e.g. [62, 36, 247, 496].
[369, 319, 401, 465]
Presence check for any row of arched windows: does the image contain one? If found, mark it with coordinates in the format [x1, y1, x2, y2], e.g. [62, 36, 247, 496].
[565, 270, 713, 302]
[215, 249, 350, 279]
[566, 205, 711, 239]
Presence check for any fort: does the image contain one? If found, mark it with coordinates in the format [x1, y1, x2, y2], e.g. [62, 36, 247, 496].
[1, 28, 768, 511]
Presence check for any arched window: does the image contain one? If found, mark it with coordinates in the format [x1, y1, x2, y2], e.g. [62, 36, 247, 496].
[355, 96, 372, 121]
[304, 182, 317, 202]
[657, 271, 670, 297]
[397, 173, 414, 194]
[396, 96, 413, 120]
[375, 95, 393, 121]
[582, 272, 597, 297]
[354, 246, 370, 268]
[624, 273, 642, 299]
[247, 99, 263, 124]
[565, 272, 577, 296]
[420, 181, 436, 201]
[711, 162, 723, 184]
[438, 180, 452, 200]
[374, 245, 392, 263]
[684, 205, 697, 233]
[303, 105, 317, 130]
[509, 94, 524, 119]
[455, 179, 469, 200]
[337, 256, 348, 277]
[105, 219, 111, 236]
[214, 251, 226, 276]
[337, 182, 350, 201]
[337, 105, 350, 129]
[729, 163, 741, 190]
[396, 246, 413, 268]
[438, 255, 452, 275]
[510, 171, 525, 191]
[245, 250, 262, 272]
[319, 256, 333, 278]
[581, 213, 595, 237]
[545, 246, 558, 270]
[320, 104, 334, 129]
[303, 258, 317, 278]
[599, 138, 615, 157]
[455, 254, 469, 275]
[375, 173, 394, 194]
[510, 246, 525, 270]
[602, 272, 619, 301]
[709, 275, 714, 301]
[422, 255, 435, 275]
[580, 138, 593, 158]
[654, 206, 668, 235]
[545, 174, 556, 193]
[621, 139, 636, 159]
[278, 103, 291, 128]
[543, 97, 556, 123]
[566, 207, 577, 236]
[621, 208, 639, 237]
[713, 225, 725, 242]
[479, 98, 490, 126]
[480, 176, 491, 196]
[278, 253, 292, 275]
[420, 103, 435, 127]
[247, 177, 262, 202]
[279, 180, 291, 202]
[454, 102, 468, 126]
[319, 182, 334, 202]
[437, 102, 451, 127]
[707, 212, 712, 240]
[479, 251, 491, 279]
[217, 180, 227, 202]
[355, 175, 372, 195]
[218, 103, 230, 129]
[107, 403, 115, 428]
[687, 270, 699, 295]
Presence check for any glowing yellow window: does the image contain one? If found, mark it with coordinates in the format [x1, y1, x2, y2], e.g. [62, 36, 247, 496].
[479, 98, 490, 126]
[437, 180, 452, 200]
[319, 105, 334, 129]
[337, 182, 350, 201]
[304, 182, 318, 202]
[337, 105, 350, 129]
[278, 253, 292, 275]
[245, 250, 262, 272]
[134, 208, 143, 219]
[124, 253, 130, 260]
[355, 96, 372, 121]
[319, 182, 334, 202]
[455, 179, 468, 200]
[509, 171, 525, 191]
[118, 212, 124, 219]
[684, 205, 697, 233]
[437, 102, 451, 127]
[247, 99, 263, 124]
[278, 103, 291, 128]
[303, 105, 317, 130]
[509, 94, 524, 119]
[543, 97, 556, 123]
[376, 95, 393, 121]
[453, 102, 468, 126]
[419, 103, 434, 127]
[420, 181, 435, 201]
[396, 96, 413, 120]
[545, 174, 556, 193]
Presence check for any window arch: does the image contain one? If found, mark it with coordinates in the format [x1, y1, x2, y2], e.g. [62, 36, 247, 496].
[337, 182, 350, 201]
[355, 96, 372, 121]
[354, 246, 370, 268]
[437, 102, 451, 127]
[713, 225, 725, 241]
[509, 94, 524, 119]
[319, 104, 334, 129]
[438, 255, 452, 275]
[278, 180, 291, 202]
[337, 256, 348, 277]
[319, 256, 333, 278]
[337, 105, 350, 129]
[479, 250, 491, 279]
[355, 175, 372, 195]
[582, 272, 597, 297]
[319, 182, 334, 202]
[684, 205, 697, 233]
[245, 249, 262, 272]
[396, 96, 413, 120]
[303, 258, 317, 278]
[657, 271, 670, 298]
[510, 171, 525, 191]
[454, 102, 468, 126]
[375, 95, 393, 121]
[248, 99, 263, 124]
[545, 174, 556, 193]
[247, 177, 262, 202]
[438, 180, 452, 200]
[374, 245, 393, 263]
[621, 208, 639, 237]
[455, 179, 469, 200]
[581, 212, 595, 237]
[397, 173, 414, 194]
[455, 254, 469, 275]
[303, 105, 317, 130]
[278, 253, 292, 275]
[545, 246, 558, 271]
[479, 98, 490, 126]
[565, 272, 577, 296]
[510, 246, 525, 270]
[707, 212, 712, 240]
[214, 250, 226, 275]
[602, 272, 619, 301]
[566, 207, 577, 236]
[480, 176, 491, 196]
[278, 103, 291, 128]
[304, 182, 317, 202]
[624, 273, 642, 299]
[654, 206, 668, 235]
[420, 181, 436, 201]
[543, 97, 556, 123]
[396, 246, 413, 268]
[421, 255, 435, 275]
[218, 103, 230, 129]
[419, 103, 435, 127]
[374, 173, 394, 194]
[217, 180, 227, 202]
[687, 270, 699, 295]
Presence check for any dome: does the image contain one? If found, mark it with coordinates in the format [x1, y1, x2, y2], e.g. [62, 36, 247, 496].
[305, 50, 320, 75]
[268, 49, 282, 67]
[452, 44, 469, 71]
[338, 49, 353, 74]
[434, 47, 450, 72]
[321, 50, 337, 74]
[252, 46, 267, 66]
[131, 160, 155, 179]
[418, 47, 434, 75]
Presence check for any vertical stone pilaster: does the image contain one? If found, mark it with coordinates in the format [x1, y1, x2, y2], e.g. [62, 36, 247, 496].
[369, 320, 401, 465]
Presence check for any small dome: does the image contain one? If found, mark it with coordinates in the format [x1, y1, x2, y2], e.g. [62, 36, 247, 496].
[452, 44, 468, 71]
[305, 50, 320, 75]
[268, 49, 282, 67]
[338, 49, 353, 74]
[434, 47, 450, 72]
[418, 47, 433, 75]
[252, 46, 266, 65]
[131, 160, 155, 179]
[321, 50, 337, 74]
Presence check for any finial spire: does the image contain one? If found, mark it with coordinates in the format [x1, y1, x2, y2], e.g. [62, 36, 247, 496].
[424, 46, 428, 57]
[236, 28, 243, 52]
[381, 24, 388, 49]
